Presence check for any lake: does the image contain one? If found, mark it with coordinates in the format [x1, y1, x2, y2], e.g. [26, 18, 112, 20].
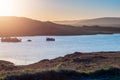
[0, 34, 120, 65]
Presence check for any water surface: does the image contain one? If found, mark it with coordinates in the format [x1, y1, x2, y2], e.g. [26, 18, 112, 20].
[0, 34, 120, 65]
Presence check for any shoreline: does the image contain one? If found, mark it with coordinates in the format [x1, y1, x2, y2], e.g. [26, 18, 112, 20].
[0, 51, 120, 72]
[1, 51, 120, 65]
[0, 33, 120, 37]
[0, 51, 120, 79]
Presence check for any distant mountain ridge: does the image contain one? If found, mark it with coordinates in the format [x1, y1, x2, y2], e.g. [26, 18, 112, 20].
[54, 17, 120, 27]
[0, 16, 120, 36]
[0, 16, 79, 36]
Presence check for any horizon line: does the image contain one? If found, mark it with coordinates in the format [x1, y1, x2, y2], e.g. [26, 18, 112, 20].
[0, 16, 120, 21]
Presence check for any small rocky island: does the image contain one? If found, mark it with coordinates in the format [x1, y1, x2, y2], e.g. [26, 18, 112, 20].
[1, 37, 22, 42]
[46, 38, 55, 41]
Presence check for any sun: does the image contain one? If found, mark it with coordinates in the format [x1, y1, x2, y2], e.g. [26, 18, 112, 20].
[0, 0, 14, 16]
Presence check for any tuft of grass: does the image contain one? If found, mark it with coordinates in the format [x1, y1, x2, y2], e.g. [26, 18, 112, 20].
[55, 64, 63, 72]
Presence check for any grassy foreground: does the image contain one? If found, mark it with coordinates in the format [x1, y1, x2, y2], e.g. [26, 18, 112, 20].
[0, 51, 120, 80]
[1, 68, 120, 80]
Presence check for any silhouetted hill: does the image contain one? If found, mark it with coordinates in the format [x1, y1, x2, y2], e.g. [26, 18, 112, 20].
[1, 16, 120, 36]
[55, 17, 120, 27]
[0, 16, 77, 36]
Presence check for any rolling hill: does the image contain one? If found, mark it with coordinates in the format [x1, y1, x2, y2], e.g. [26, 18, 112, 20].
[0, 16, 81, 36]
[0, 16, 120, 36]
[54, 17, 120, 27]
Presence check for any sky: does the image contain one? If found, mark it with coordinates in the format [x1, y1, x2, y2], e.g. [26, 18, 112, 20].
[0, 0, 120, 21]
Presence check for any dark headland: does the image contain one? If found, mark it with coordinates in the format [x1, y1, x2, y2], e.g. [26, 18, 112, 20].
[0, 16, 120, 36]
[0, 51, 120, 80]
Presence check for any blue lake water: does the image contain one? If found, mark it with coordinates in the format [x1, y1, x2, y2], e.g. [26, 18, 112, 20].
[0, 34, 120, 65]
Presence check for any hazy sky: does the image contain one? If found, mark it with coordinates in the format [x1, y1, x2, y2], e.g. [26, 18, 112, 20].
[0, 0, 120, 21]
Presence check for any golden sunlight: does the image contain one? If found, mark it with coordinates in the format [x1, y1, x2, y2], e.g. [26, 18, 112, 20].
[0, 0, 14, 16]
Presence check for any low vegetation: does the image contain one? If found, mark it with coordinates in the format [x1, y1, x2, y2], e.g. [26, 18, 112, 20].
[1, 68, 120, 80]
[0, 51, 120, 80]
[24, 52, 120, 72]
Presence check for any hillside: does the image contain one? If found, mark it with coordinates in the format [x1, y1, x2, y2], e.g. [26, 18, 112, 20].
[24, 52, 120, 72]
[0, 51, 120, 80]
[0, 16, 120, 36]
[0, 16, 78, 36]
[0, 51, 120, 73]
[3, 68, 120, 80]
[55, 17, 120, 27]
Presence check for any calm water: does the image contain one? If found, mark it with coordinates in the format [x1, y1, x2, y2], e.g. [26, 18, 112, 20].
[0, 34, 120, 65]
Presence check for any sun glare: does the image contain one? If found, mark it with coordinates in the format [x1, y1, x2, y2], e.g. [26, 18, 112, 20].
[0, 0, 14, 16]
